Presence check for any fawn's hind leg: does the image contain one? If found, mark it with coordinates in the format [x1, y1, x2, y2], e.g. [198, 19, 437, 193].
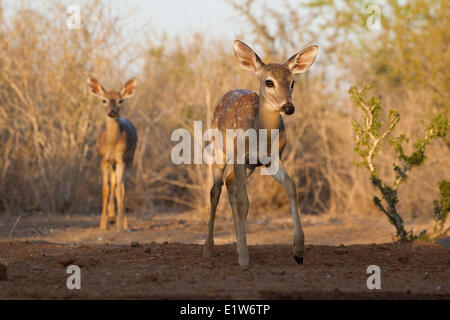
[225, 164, 250, 268]
[203, 164, 225, 258]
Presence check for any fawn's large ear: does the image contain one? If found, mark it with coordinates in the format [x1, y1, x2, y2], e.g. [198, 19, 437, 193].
[233, 40, 264, 74]
[284, 45, 318, 74]
[120, 78, 138, 99]
[87, 77, 105, 97]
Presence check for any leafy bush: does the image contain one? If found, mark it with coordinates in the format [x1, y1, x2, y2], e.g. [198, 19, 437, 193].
[350, 85, 449, 241]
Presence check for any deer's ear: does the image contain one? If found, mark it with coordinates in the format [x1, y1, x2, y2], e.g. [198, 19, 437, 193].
[284, 45, 318, 74]
[233, 40, 264, 74]
[120, 78, 138, 99]
[87, 77, 105, 97]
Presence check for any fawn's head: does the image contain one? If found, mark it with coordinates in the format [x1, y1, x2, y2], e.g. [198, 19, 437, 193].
[233, 40, 318, 115]
[87, 77, 138, 118]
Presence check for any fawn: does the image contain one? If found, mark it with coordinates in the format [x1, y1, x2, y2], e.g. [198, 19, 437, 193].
[87, 77, 138, 231]
[203, 40, 318, 267]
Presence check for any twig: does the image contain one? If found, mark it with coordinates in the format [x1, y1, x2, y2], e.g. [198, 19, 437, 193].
[9, 215, 21, 239]
[119, 257, 155, 263]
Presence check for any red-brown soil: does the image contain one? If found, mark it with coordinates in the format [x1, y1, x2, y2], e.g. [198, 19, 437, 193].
[0, 212, 448, 299]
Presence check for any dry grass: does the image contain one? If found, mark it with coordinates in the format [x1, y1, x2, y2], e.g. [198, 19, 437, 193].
[0, 0, 448, 231]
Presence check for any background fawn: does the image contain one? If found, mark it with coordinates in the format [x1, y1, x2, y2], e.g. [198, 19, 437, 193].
[87, 77, 138, 231]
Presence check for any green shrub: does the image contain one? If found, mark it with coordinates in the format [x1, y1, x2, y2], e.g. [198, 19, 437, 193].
[350, 85, 449, 241]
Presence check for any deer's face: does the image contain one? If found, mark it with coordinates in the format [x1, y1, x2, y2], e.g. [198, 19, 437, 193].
[258, 64, 295, 115]
[101, 91, 123, 118]
[233, 40, 318, 115]
[87, 77, 138, 119]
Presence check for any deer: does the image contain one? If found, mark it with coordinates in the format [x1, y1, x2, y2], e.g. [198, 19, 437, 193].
[203, 40, 318, 267]
[87, 77, 138, 231]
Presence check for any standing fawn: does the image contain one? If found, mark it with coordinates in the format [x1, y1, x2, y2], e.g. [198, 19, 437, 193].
[87, 77, 138, 231]
[203, 40, 318, 267]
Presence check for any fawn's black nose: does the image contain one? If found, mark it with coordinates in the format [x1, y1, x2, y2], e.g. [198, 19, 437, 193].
[108, 110, 118, 118]
[282, 103, 295, 115]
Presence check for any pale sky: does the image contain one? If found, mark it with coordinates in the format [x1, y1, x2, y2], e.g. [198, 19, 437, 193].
[3, 0, 301, 40]
[123, 0, 238, 38]
[2, 0, 338, 84]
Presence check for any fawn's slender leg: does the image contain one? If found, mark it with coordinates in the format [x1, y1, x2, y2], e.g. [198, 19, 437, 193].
[203, 164, 225, 258]
[228, 164, 249, 267]
[115, 162, 126, 231]
[108, 168, 116, 223]
[225, 175, 239, 254]
[271, 159, 305, 264]
[123, 168, 130, 230]
[100, 161, 111, 230]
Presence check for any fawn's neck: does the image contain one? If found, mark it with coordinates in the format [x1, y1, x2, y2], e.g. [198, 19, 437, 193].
[105, 116, 121, 145]
[257, 93, 281, 131]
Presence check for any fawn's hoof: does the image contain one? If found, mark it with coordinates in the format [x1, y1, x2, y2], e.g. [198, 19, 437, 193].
[294, 256, 304, 265]
[203, 248, 213, 258]
[203, 241, 214, 258]
[238, 258, 249, 269]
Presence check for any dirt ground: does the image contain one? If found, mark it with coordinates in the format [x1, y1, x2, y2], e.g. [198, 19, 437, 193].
[0, 211, 449, 299]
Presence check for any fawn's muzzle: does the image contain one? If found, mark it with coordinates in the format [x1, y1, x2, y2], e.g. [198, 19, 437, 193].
[108, 110, 118, 118]
[282, 103, 295, 115]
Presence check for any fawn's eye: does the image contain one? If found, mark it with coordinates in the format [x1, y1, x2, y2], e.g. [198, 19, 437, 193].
[102, 99, 107, 104]
[118, 99, 123, 104]
[265, 80, 274, 88]
[291, 80, 295, 89]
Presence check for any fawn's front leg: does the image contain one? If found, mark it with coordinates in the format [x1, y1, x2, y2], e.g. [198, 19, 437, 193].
[100, 161, 111, 230]
[115, 162, 127, 231]
[108, 169, 116, 223]
[271, 159, 305, 264]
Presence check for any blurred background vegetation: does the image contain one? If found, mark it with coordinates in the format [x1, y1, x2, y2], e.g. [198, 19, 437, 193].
[0, 0, 448, 225]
